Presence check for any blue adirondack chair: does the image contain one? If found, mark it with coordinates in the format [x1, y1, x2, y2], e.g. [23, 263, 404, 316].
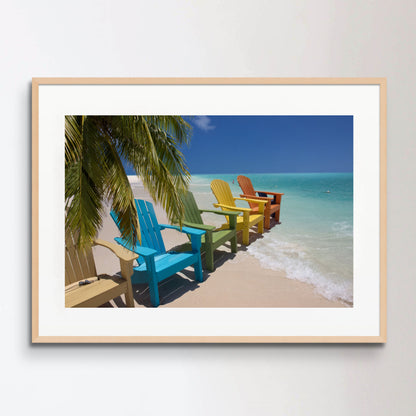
[110, 199, 206, 307]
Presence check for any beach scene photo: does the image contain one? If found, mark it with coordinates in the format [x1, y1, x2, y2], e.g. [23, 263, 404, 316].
[65, 115, 353, 308]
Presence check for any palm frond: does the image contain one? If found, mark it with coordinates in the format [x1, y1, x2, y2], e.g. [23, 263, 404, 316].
[118, 116, 191, 224]
[99, 120, 140, 246]
[65, 115, 192, 250]
[65, 116, 106, 248]
[65, 116, 82, 167]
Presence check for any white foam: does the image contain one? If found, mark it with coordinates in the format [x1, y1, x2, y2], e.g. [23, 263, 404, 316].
[247, 236, 353, 304]
[332, 221, 353, 237]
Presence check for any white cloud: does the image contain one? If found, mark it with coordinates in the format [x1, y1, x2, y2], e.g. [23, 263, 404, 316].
[193, 116, 215, 131]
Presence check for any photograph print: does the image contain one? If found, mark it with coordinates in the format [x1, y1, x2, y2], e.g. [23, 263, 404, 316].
[65, 114, 353, 309]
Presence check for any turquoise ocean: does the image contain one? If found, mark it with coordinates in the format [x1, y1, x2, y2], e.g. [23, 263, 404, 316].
[189, 173, 353, 305]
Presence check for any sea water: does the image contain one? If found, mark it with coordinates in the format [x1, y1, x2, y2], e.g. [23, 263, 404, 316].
[189, 173, 353, 305]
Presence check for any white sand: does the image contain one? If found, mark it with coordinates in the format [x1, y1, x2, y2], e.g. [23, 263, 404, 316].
[94, 183, 345, 308]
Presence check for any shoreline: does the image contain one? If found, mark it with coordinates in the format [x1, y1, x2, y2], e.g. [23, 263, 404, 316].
[94, 183, 346, 308]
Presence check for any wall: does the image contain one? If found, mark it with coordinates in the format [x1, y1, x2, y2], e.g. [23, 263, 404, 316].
[1, 1, 415, 414]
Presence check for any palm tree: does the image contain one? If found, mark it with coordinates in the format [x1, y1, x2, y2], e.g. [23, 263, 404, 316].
[65, 115, 191, 248]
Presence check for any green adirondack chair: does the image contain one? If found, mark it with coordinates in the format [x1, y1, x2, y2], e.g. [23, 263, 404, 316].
[178, 191, 239, 271]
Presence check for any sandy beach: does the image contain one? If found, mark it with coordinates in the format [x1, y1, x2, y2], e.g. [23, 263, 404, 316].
[94, 182, 345, 308]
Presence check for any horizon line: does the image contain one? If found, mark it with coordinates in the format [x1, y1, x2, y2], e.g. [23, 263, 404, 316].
[126, 171, 353, 176]
[189, 171, 352, 175]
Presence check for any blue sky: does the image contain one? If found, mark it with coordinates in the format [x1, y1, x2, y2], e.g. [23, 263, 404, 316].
[181, 115, 353, 174]
[123, 115, 353, 175]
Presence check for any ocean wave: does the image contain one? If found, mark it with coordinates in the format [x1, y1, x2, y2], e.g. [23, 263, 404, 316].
[332, 221, 353, 237]
[247, 237, 353, 304]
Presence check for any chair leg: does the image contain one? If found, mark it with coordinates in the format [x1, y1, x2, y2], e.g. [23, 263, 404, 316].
[275, 208, 280, 223]
[230, 235, 237, 253]
[204, 232, 214, 272]
[242, 212, 250, 245]
[125, 281, 134, 307]
[205, 248, 215, 272]
[194, 254, 204, 282]
[148, 276, 160, 307]
[120, 260, 135, 307]
[258, 219, 264, 234]
[264, 205, 271, 229]
[264, 214, 270, 229]
[242, 227, 250, 245]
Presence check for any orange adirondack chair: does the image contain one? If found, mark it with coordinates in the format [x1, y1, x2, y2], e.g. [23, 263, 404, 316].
[210, 179, 266, 245]
[237, 175, 284, 229]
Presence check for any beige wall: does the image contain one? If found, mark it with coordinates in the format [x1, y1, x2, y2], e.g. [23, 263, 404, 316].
[2, 1, 415, 414]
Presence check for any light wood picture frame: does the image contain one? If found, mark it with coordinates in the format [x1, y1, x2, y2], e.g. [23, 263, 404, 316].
[32, 78, 386, 343]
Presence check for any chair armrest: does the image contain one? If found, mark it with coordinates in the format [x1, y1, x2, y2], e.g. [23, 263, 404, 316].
[239, 194, 273, 202]
[202, 208, 239, 230]
[97, 238, 142, 285]
[199, 209, 240, 217]
[113, 237, 157, 258]
[255, 190, 285, 196]
[94, 239, 139, 262]
[213, 203, 251, 213]
[182, 221, 216, 231]
[160, 224, 205, 253]
[159, 223, 206, 236]
[234, 197, 267, 206]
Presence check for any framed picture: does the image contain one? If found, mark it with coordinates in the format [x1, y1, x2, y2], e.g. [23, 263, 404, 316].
[32, 78, 386, 343]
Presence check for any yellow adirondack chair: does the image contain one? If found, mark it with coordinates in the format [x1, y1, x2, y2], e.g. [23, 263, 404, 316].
[210, 179, 266, 245]
[65, 232, 138, 308]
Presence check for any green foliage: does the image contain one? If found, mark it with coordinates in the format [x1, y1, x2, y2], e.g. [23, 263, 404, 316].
[65, 115, 191, 248]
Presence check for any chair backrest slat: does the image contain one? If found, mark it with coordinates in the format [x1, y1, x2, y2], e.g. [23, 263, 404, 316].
[141, 200, 166, 254]
[237, 175, 258, 209]
[65, 232, 97, 286]
[111, 200, 166, 255]
[181, 191, 204, 224]
[135, 199, 158, 250]
[65, 248, 79, 285]
[210, 179, 236, 208]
